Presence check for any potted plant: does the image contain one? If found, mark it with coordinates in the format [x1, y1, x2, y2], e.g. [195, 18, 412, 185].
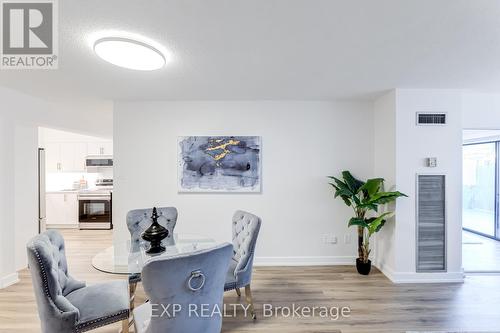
[328, 171, 407, 275]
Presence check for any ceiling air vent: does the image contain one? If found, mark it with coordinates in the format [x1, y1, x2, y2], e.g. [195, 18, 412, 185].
[416, 112, 447, 125]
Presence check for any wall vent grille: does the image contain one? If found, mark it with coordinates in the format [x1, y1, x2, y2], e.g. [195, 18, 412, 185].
[416, 113, 447, 125]
[416, 174, 446, 272]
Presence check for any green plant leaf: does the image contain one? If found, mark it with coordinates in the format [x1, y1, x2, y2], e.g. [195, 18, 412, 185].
[360, 178, 384, 197]
[340, 195, 352, 207]
[365, 191, 407, 205]
[348, 217, 369, 228]
[341, 171, 365, 194]
[366, 212, 393, 236]
[328, 177, 354, 197]
[357, 202, 378, 211]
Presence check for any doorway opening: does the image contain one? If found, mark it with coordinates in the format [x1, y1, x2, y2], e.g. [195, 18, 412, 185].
[462, 129, 500, 272]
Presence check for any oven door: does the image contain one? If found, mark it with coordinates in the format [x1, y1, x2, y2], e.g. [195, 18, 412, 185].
[78, 198, 111, 223]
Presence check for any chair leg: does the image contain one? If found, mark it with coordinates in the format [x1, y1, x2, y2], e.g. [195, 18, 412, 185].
[129, 282, 137, 328]
[129, 282, 137, 312]
[121, 319, 129, 333]
[235, 288, 241, 297]
[244, 285, 256, 320]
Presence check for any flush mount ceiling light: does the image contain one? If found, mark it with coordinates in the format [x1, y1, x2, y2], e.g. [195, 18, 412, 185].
[93, 37, 166, 71]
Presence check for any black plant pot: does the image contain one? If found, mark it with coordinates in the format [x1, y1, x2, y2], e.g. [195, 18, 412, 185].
[356, 258, 371, 275]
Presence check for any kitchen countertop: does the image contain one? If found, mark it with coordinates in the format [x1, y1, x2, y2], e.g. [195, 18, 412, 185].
[47, 188, 113, 194]
[46, 190, 79, 194]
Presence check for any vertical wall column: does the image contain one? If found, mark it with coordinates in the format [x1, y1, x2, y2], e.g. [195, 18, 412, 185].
[374, 89, 464, 283]
[0, 115, 19, 288]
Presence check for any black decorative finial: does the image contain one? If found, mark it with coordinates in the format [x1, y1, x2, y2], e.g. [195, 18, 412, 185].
[141, 207, 169, 254]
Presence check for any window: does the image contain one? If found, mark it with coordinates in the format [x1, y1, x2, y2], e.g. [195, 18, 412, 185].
[463, 142, 498, 238]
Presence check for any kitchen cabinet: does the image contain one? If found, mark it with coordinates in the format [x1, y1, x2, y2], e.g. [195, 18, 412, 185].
[45, 142, 61, 172]
[44, 142, 89, 172]
[46, 192, 78, 227]
[87, 141, 113, 156]
[44, 140, 112, 172]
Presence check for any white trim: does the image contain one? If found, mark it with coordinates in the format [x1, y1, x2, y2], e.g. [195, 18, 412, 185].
[254, 256, 356, 266]
[465, 271, 500, 276]
[375, 262, 464, 283]
[0, 272, 19, 289]
[254, 256, 464, 283]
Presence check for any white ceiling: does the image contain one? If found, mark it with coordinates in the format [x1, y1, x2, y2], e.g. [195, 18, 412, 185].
[2, 0, 500, 101]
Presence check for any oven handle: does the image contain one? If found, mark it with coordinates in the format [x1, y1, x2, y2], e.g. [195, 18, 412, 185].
[78, 196, 111, 201]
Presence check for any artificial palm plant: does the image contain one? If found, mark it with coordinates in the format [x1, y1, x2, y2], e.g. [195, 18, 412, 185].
[328, 171, 407, 273]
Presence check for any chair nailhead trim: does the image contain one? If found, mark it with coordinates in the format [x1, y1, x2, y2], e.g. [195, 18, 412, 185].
[76, 309, 129, 332]
[28, 243, 66, 316]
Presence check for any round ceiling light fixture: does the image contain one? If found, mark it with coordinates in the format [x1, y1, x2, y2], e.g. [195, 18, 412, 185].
[93, 37, 166, 71]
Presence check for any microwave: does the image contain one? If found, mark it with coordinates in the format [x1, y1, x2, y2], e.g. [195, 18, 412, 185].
[86, 155, 113, 169]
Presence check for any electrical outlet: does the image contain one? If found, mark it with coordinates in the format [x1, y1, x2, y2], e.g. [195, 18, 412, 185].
[322, 234, 337, 244]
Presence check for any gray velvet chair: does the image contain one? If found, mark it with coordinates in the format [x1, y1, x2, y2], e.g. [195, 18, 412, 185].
[126, 207, 178, 253]
[133, 243, 233, 333]
[126, 207, 178, 319]
[126, 207, 178, 282]
[224, 210, 261, 320]
[27, 230, 130, 333]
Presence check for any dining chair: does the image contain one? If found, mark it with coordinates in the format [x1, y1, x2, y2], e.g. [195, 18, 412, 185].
[27, 230, 130, 333]
[224, 210, 262, 320]
[126, 207, 178, 253]
[133, 243, 233, 333]
[125, 206, 179, 308]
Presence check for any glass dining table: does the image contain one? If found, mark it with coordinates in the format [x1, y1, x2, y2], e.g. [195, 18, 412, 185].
[92, 233, 219, 275]
[92, 233, 219, 330]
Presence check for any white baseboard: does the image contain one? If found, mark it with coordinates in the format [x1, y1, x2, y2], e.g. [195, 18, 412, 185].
[374, 261, 464, 283]
[0, 272, 19, 289]
[464, 271, 500, 276]
[254, 256, 356, 266]
[47, 224, 79, 229]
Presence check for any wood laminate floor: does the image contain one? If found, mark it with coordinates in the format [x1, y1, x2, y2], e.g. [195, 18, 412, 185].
[1, 229, 499, 333]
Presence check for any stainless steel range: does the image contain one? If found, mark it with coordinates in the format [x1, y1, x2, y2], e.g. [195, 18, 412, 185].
[78, 179, 113, 230]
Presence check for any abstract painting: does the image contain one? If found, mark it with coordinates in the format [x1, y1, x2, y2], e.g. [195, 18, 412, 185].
[178, 136, 261, 192]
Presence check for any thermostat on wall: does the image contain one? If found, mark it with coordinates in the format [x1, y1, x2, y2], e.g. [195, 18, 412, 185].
[426, 157, 437, 167]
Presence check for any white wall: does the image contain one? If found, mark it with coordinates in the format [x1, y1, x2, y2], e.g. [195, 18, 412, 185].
[373, 89, 463, 283]
[395, 89, 463, 281]
[373, 90, 396, 273]
[462, 92, 500, 129]
[0, 115, 17, 288]
[0, 86, 112, 287]
[113, 101, 374, 264]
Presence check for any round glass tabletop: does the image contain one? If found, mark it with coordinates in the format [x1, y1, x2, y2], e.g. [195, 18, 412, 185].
[92, 234, 218, 275]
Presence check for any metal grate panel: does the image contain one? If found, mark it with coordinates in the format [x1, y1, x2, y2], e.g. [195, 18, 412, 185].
[416, 175, 446, 272]
[416, 113, 447, 125]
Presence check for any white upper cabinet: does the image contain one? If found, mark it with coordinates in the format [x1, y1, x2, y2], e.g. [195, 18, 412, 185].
[60, 143, 78, 172]
[46, 142, 87, 172]
[45, 141, 113, 173]
[87, 141, 113, 156]
[41, 127, 112, 173]
[45, 142, 61, 172]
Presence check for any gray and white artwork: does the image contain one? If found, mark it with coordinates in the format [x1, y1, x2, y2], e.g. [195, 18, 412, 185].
[178, 136, 261, 192]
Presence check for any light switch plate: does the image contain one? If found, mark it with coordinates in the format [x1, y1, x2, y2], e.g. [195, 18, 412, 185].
[426, 157, 437, 167]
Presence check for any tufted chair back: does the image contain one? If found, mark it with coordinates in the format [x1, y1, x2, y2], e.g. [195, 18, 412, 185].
[27, 230, 86, 332]
[138, 243, 233, 333]
[127, 207, 178, 252]
[231, 210, 261, 282]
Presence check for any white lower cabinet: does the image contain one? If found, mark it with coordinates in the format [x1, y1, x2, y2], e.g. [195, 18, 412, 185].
[46, 192, 79, 228]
